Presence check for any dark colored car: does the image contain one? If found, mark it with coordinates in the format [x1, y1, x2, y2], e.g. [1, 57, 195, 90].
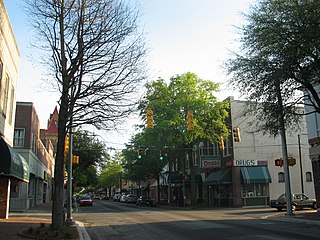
[125, 194, 138, 203]
[270, 193, 317, 211]
[136, 196, 153, 206]
[78, 195, 93, 206]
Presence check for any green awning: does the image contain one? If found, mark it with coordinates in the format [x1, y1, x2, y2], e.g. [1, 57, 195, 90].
[204, 168, 232, 185]
[0, 137, 29, 182]
[240, 166, 271, 184]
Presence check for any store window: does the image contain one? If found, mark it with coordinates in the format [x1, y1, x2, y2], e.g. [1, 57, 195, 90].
[242, 184, 268, 198]
[10, 179, 20, 198]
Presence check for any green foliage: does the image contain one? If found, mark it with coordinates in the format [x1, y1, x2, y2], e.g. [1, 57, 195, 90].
[123, 72, 228, 181]
[226, 0, 320, 135]
[140, 72, 229, 144]
[72, 130, 107, 191]
[98, 152, 123, 189]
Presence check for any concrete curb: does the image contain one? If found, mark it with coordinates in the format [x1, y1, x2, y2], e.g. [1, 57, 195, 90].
[76, 221, 91, 240]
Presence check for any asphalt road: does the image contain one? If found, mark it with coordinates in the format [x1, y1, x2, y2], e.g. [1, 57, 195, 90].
[74, 199, 320, 240]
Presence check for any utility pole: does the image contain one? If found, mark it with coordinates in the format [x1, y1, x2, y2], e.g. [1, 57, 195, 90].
[66, 118, 74, 225]
[298, 135, 304, 194]
[276, 81, 293, 216]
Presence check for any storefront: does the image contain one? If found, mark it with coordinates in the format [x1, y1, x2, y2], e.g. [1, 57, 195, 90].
[240, 166, 271, 206]
[0, 137, 30, 218]
[205, 168, 232, 207]
[204, 165, 271, 207]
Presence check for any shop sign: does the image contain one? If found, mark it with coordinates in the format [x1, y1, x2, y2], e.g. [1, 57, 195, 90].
[233, 159, 258, 166]
[201, 155, 221, 168]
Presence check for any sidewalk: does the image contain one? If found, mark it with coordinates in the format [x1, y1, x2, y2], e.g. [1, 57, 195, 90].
[0, 201, 89, 240]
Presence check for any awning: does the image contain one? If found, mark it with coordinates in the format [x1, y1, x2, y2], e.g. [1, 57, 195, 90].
[168, 174, 202, 184]
[240, 166, 271, 184]
[204, 168, 232, 185]
[0, 137, 29, 182]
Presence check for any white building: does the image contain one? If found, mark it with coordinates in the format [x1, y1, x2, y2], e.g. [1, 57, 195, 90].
[229, 97, 314, 204]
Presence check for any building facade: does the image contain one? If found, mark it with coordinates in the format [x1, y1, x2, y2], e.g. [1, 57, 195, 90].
[0, 0, 23, 219]
[10, 102, 55, 211]
[156, 97, 315, 208]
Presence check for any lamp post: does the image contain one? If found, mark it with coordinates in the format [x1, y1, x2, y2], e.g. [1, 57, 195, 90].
[298, 135, 304, 194]
[66, 118, 74, 225]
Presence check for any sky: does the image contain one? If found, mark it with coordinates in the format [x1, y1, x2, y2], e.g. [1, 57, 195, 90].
[4, 0, 253, 150]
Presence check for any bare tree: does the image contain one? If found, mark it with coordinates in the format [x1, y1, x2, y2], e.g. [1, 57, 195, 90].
[24, 0, 146, 229]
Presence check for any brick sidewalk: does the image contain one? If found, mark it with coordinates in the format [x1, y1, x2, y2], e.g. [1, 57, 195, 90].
[0, 201, 80, 240]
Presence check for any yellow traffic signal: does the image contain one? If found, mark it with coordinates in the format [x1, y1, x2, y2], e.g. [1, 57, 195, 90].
[233, 126, 241, 142]
[64, 135, 69, 153]
[218, 136, 225, 151]
[72, 155, 79, 165]
[187, 110, 194, 131]
[288, 157, 296, 166]
[146, 107, 154, 129]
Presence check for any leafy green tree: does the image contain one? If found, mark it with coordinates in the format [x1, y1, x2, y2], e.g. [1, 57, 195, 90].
[72, 130, 107, 192]
[124, 72, 229, 204]
[139, 72, 229, 146]
[226, 0, 320, 135]
[98, 152, 123, 196]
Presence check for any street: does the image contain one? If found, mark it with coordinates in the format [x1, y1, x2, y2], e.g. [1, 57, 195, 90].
[74, 199, 320, 240]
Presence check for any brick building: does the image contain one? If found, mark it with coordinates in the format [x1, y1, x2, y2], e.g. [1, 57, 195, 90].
[11, 102, 55, 211]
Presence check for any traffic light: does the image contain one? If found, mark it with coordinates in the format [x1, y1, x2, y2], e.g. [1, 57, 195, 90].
[72, 155, 79, 165]
[233, 126, 241, 142]
[159, 150, 167, 160]
[187, 110, 194, 131]
[137, 147, 142, 159]
[146, 107, 154, 129]
[64, 135, 69, 153]
[288, 157, 296, 166]
[275, 158, 283, 167]
[218, 136, 225, 151]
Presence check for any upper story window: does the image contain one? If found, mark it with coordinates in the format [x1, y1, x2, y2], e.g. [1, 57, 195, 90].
[223, 139, 231, 157]
[278, 172, 285, 183]
[8, 87, 14, 125]
[14, 128, 25, 147]
[306, 171, 313, 182]
[0, 59, 3, 91]
[1, 74, 9, 116]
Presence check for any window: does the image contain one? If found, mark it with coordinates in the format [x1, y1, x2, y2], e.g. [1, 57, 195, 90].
[306, 171, 313, 182]
[223, 139, 231, 157]
[278, 172, 285, 183]
[8, 87, 14, 124]
[0, 59, 3, 92]
[14, 129, 25, 147]
[1, 74, 9, 115]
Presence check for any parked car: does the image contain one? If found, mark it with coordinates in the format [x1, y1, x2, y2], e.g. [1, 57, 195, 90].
[136, 196, 153, 206]
[120, 194, 128, 203]
[100, 194, 109, 200]
[93, 194, 102, 200]
[270, 193, 317, 211]
[78, 195, 93, 206]
[125, 194, 138, 204]
[112, 193, 122, 202]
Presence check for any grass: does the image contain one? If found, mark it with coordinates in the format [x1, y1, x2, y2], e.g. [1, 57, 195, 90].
[20, 223, 79, 240]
